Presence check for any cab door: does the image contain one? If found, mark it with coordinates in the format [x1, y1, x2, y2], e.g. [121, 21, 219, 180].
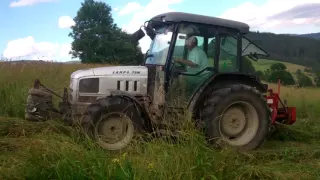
[165, 23, 217, 108]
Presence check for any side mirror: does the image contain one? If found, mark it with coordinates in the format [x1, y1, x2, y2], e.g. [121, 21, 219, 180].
[131, 28, 145, 43]
[145, 25, 156, 40]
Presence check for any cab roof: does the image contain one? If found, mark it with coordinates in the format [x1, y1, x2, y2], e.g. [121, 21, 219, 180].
[149, 12, 250, 34]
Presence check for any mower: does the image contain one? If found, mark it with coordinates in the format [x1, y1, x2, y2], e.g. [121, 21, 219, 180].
[25, 12, 296, 151]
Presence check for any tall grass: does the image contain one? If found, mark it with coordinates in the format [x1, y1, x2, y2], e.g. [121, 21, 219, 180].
[0, 61, 320, 179]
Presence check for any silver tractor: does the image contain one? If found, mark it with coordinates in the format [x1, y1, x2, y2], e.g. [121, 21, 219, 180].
[25, 12, 296, 151]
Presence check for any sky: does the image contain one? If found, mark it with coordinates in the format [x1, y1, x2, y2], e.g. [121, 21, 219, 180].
[1, 0, 320, 62]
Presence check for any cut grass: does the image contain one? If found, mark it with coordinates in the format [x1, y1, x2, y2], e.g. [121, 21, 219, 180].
[0, 61, 320, 179]
[1, 117, 320, 180]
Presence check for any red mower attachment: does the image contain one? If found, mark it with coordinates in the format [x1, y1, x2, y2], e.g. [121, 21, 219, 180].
[265, 79, 296, 125]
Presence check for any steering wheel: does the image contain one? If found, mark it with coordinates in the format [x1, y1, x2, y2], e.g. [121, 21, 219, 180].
[172, 57, 185, 69]
[170, 57, 187, 78]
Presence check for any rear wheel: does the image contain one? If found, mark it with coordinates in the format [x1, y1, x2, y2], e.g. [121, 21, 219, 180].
[82, 96, 145, 151]
[201, 84, 271, 151]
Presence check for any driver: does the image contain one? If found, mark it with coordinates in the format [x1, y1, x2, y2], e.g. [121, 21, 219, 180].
[175, 36, 209, 73]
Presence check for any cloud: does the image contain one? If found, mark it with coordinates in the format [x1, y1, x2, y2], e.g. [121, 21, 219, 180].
[9, 0, 56, 7]
[58, 16, 75, 29]
[121, 0, 183, 53]
[2, 36, 72, 61]
[267, 3, 320, 26]
[219, 0, 320, 33]
[118, 2, 142, 16]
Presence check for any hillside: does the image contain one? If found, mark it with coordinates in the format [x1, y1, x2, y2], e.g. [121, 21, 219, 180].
[252, 59, 315, 80]
[245, 32, 320, 69]
[298, 32, 320, 39]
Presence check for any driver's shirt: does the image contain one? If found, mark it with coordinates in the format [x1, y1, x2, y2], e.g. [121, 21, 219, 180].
[186, 46, 209, 74]
[177, 46, 210, 98]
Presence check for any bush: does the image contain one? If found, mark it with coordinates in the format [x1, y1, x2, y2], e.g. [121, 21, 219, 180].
[255, 70, 265, 80]
[304, 68, 312, 73]
[314, 72, 320, 87]
[268, 70, 295, 85]
[296, 69, 302, 75]
[270, 63, 286, 71]
[241, 56, 256, 75]
[297, 73, 313, 87]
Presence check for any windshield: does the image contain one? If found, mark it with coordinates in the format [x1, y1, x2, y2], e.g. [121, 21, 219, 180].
[145, 24, 174, 66]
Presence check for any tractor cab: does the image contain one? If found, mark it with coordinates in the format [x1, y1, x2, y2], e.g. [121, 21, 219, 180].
[133, 12, 269, 108]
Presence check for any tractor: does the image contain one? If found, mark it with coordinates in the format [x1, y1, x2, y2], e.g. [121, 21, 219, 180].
[25, 12, 296, 151]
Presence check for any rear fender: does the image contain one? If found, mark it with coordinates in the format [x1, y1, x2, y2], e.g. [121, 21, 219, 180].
[188, 73, 268, 114]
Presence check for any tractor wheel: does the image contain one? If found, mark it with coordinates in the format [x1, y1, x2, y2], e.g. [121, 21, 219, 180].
[201, 84, 271, 151]
[81, 96, 145, 151]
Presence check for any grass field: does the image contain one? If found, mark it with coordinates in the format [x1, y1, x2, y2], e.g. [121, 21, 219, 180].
[1, 61, 320, 180]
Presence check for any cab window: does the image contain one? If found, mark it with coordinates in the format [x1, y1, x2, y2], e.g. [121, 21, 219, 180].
[171, 23, 216, 74]
[218, 35, 238, 72]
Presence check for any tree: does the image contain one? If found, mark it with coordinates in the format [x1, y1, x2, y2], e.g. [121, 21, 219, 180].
[69, 0, 143, 65]
[270, 63, 286, 71]
[268, 70, 295, 85]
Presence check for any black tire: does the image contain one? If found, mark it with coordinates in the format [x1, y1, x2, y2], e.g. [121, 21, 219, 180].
[81, 96, 146, 151]
[201, 84, 271, 151]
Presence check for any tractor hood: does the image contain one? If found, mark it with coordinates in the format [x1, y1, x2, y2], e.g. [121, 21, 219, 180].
[71, 66, 148, 79]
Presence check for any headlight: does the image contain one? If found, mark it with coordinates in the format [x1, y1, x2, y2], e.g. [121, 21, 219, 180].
[79, 78, 99, 93]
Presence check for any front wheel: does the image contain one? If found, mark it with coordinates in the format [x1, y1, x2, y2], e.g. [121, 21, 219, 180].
[94, 111, 135, 150]
[201, 84, 271, 151]
[81, 96, 145, 151]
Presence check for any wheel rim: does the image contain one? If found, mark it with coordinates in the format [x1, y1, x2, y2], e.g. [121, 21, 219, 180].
[219, 101, 259, 147]
[95, 112, 134, 150]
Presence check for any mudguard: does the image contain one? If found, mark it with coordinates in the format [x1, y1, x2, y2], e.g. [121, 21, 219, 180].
[188, 73, 268, 114]
[88, 90, 153, 131]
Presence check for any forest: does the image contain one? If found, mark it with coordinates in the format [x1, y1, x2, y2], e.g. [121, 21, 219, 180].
[246, 31, 320, 70]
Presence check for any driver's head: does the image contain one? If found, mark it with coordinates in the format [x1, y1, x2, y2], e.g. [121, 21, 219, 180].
[186, 36, 197, 50]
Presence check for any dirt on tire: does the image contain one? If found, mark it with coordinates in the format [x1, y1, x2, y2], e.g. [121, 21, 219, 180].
[201, 84, 271, 151]
[81, 96, 147, 151]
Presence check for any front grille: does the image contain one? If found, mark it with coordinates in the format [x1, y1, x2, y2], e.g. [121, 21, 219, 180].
[117, 80, 141, 92]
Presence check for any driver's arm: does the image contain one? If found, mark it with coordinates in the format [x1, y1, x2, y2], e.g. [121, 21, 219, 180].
[176, 50, 200, 67]
[176, 58, 198, 67]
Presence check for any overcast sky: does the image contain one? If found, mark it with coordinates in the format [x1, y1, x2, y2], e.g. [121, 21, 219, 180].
[1, 0, 320, 61]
